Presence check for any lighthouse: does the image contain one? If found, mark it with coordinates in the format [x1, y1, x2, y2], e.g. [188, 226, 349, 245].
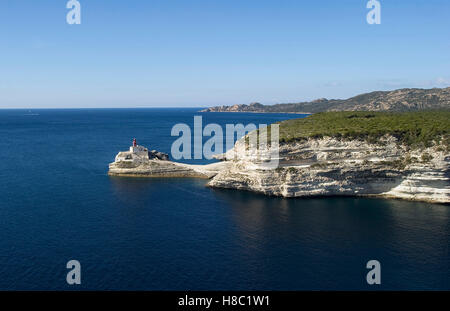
[129, 138, 149, 160]
[114, 138, 169, 163]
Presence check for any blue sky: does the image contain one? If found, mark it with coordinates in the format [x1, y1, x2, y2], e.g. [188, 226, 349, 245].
[0, 0, 449, 108]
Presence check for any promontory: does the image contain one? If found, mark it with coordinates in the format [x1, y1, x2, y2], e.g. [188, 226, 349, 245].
[109, 111, 450, 204]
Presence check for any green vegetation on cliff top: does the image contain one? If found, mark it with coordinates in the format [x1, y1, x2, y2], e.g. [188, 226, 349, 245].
[272, 111, 450, 148]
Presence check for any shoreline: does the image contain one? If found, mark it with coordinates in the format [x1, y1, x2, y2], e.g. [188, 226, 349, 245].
[108, 111, 450, 205]
[199, 110, 313, 115]
[208, 185, 450, 205]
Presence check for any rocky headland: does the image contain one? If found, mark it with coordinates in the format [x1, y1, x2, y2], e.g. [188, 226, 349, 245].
[108, 141, 229, 178]
[208, 135, 449, 203]
[108, 111, 450, 204]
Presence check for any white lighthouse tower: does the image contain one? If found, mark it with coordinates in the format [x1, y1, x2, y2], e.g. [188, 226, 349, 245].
[129, 138, 150, 159]
[115, 138, 150, 162]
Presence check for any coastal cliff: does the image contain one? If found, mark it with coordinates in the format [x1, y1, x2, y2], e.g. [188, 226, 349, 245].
[109, 111, 450, 203]
[208, 111, 450, 203]
[207, 136, 450, 203]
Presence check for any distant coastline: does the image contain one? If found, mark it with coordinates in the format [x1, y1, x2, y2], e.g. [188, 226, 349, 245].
[201, 87, 450, 114]
[200, 110, 313, 115]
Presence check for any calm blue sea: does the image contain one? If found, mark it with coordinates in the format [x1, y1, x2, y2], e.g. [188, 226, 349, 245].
[0, 108, 448, 290]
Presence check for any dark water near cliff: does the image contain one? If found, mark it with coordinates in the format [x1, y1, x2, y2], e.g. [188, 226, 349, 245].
[0, 108, 448, 290]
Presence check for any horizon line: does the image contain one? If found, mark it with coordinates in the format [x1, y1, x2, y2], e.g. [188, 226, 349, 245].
[0, 106, 209, 110]
[1, 85, 449, 110]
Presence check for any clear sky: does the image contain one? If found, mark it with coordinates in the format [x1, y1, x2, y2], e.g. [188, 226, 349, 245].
[0, 0, 449, 108]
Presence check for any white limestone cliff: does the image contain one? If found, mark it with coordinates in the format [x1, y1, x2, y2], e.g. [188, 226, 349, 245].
[207, 136, 450, 204]
[108, 138, 449, 203]
[108, 144, 229, 178]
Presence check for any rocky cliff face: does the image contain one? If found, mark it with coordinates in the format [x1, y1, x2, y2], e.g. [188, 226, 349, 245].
[109, 137, 449, 203]
[108, 159, 211, 178]
[108, 145, 230, 178]
[207, 136, 450, 203]
[201, 87, 450, 113]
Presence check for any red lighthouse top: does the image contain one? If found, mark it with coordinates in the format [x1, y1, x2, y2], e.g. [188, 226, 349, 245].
[133, 138, 137, 147]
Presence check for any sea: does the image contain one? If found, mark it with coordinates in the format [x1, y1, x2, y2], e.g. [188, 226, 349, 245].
[0, 108, 448, 290]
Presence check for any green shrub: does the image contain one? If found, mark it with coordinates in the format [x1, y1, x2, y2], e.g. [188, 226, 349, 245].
[421, 153, 433, 162]
[268, 111, 450, 149]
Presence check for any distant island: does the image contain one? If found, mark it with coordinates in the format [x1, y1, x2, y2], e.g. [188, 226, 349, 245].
[201, 87, 450, 113]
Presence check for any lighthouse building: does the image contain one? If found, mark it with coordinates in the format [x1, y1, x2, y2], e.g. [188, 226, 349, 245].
[114, 139, 170, 163]
[115, 139, 150, 163]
